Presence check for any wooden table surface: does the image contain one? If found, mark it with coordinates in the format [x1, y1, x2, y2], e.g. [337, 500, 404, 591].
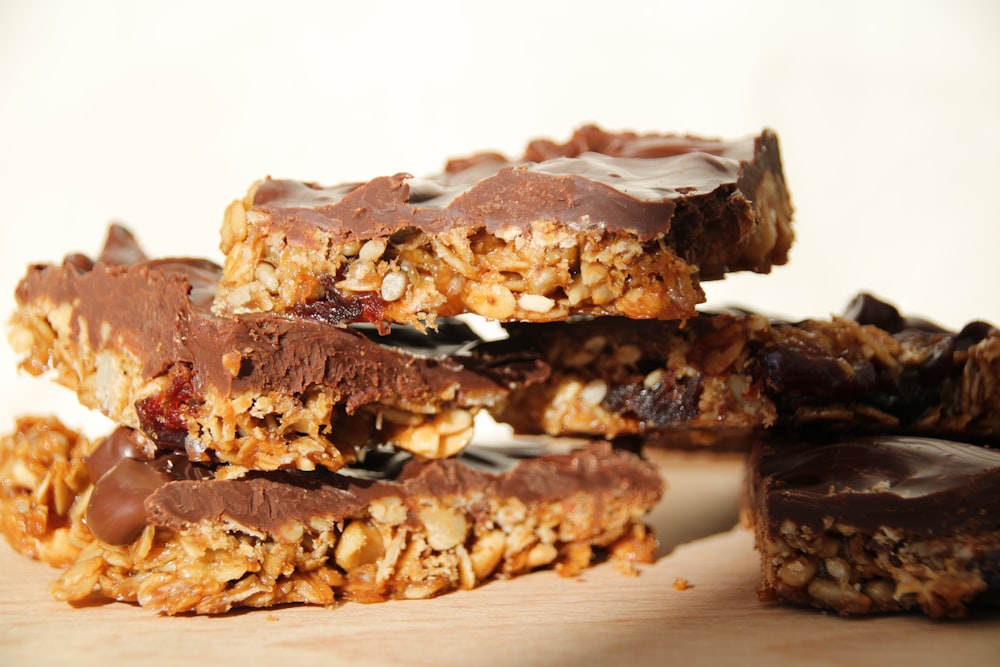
[2, 450, 998, 667]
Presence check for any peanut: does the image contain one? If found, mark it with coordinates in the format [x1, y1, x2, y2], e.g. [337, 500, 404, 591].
[517, 293, 555, 314]
[335, 520, 386, 571]
[419, 505, 469, 551]
[777, 557, 818, 588]
[464, 283, 516, 320]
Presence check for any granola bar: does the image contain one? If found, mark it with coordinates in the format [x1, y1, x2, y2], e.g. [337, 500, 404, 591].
[742, 434, 1000, 617]
[10, 226, 547, 472]
[214, 125, 794, 328]
[0, 417, 663, 615]
[483, 294, 1000, 445]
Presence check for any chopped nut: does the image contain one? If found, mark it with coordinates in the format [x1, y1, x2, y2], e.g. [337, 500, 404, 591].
[525, 542, 558, 568]
[565, 282, 589, 306]
[8, 459, 38, 489]
[456, 544, 476, 589]
[464, 283, 516, 320]
[494, 226, 522, 242]
[591, 283, 617, 305]
[517, 293, 555, 314]
[862, 578, 896, 606]
[221, 351, 243, 378]
[368, 496, 408, 526]
[375, 525, 409, 586]
[777, 557, 818, 588]
[220, 199, 248, 252]
[469, 530, 505, 580]
[275, 520, 305, 543]
[47, 465, 76, 516]
[526, 267, 560, 295]
[47, 303, 74, 338]
[807, 577, 872, 613]
[419, 505, 469, 551]
[672, 577, 692, 591]
[495, 499, 527, 527]
[335, 521, 386, 571]
[580, 261, 609, 286]
[395, 424, 441, 458]
[824, 557, 852, 583]
[436, 409, 473, 436]
[439, 429, 473, 458]
[7, 325, 34, 356]
[391, 410, 474, 459]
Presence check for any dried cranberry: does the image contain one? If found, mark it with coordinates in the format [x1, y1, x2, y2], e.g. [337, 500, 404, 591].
[291, 274, 388, 333]
[135, 364, 199, 450]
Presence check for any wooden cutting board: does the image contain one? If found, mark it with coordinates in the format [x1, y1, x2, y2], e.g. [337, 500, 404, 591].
[1, 451, 998, 667]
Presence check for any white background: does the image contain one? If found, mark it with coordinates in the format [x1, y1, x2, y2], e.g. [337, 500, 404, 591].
[1, 0, 998, 435]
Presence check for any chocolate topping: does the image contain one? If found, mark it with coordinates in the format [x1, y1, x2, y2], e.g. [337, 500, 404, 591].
[520, 125, 755, 162]
[97, 224, 151, 266]
[142, 441, 662, 538]
[751, 436, 1000, 537]
[250, 126, 791, 277]
[80, 419, 662, 545]
[145, 475, 387, 534]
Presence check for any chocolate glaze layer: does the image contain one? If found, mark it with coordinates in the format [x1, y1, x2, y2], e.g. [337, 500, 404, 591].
[143, 440, 663, 538]
[749, 435, 1000, 537]
[83, 423, 662, 546]
[14, 226, 548, 436]
[250, 126, 791, 277]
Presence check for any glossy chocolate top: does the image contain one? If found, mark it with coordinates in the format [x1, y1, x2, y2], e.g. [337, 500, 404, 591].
[83, 426, 663, 544]
[750, 435, 1000, 537]
[15, 226, 548, 444]
[248, 126, 789, 272]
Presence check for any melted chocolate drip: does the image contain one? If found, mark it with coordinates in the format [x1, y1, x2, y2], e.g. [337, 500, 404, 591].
[85, 428, 212, 544]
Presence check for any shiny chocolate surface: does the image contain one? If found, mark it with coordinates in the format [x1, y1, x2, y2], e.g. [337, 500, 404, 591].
[83, 427, 662, 545]
[751, 435, 1000, 536]
[86, 428, 211, 544]
[248, 126, 790, 277]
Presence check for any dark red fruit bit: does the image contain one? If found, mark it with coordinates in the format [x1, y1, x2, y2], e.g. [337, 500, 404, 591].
[135, 364, 200, 451]
[290, 274, 388, 333]
[603, 374, 703, 426]
[760, 345, 874, 401]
